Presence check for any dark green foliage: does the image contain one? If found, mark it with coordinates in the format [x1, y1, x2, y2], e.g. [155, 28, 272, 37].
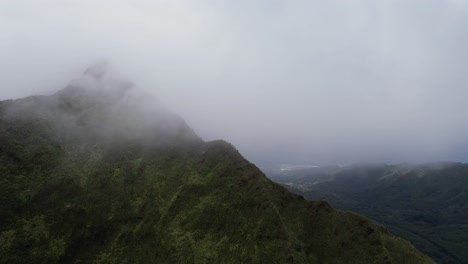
[0, 89, 433, 263]
[269, 164, 468, 263]
[0, 215, 65, 264]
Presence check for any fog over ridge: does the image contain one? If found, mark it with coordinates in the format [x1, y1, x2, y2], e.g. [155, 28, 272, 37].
[1, 0, 468, 164]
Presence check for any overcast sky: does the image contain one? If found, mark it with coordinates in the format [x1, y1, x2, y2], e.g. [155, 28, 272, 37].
[1, 0, 468, 165]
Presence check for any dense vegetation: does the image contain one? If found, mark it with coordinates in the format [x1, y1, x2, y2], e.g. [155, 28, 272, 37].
[0, 78, 433, 263]
[267, 164, 468, 263]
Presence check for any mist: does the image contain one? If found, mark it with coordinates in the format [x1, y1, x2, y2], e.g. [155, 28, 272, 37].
[1, 0, 468, 165]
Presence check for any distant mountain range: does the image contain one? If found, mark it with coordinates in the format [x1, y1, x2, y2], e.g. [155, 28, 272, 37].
[266, 163, 468, 263]
[0, 66, 433, 263]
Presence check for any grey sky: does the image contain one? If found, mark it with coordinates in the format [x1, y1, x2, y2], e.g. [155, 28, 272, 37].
[1, 0, 468, 164]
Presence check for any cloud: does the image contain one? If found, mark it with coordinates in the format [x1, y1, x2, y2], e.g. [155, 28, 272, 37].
[1, 0, 468, 164]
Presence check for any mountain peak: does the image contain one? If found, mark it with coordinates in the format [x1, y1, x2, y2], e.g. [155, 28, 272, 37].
[83, 60, 110, 80]
[2, 65, 202, 148]
[66, 61, 134, 97]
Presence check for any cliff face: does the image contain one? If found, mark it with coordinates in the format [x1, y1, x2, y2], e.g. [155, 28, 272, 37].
[0, 73, 433, 263]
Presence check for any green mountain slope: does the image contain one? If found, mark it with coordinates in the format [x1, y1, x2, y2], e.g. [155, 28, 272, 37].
[267, 164, 468, 263]
[0, 70, 433, 263]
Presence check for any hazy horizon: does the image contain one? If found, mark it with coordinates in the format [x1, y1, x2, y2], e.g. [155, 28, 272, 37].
[2, 0, 468, 165]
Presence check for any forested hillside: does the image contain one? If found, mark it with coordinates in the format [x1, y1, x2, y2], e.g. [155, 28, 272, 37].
[268, 164, 468, 263]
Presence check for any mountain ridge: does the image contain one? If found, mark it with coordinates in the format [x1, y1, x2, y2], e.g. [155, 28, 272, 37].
[0, 72, 434, 263]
